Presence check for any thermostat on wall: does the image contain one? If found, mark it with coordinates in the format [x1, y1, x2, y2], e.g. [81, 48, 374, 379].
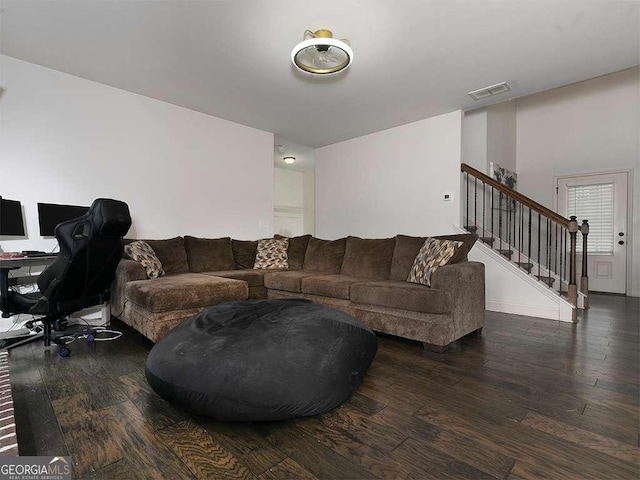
[443, 192, 453, 202]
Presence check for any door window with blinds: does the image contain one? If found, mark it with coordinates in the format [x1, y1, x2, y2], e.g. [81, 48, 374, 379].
[567, 182, 614, 254]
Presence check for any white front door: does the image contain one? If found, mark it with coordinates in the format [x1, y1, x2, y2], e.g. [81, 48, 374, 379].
[557, 172, 628, 294]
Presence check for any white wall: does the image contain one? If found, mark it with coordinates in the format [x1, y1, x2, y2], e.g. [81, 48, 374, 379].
[487, 101, 517, 172]
[302, 171, 315, 235]
[274, 168, 303, 208]
[0, 56, 274, 252]
[463, 101, 517, 174]
[516, 67, 640, 296]
[315, 110, 463, 239]
[462, 109, 487, 172]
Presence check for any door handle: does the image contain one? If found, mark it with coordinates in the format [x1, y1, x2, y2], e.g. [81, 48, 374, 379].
[618, 232, 625, 236]
[618, 240, 625, 245]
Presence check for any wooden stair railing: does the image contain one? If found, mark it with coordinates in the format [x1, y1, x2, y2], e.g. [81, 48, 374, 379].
[461, 163, 589, 321]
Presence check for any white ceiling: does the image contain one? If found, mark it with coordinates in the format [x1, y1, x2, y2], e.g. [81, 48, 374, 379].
[1, 0, 638, 148]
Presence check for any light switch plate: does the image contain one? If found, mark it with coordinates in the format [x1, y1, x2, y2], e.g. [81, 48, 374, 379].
[443, 192, 453, 202]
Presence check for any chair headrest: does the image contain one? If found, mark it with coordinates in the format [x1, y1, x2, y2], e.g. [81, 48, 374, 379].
[90, 198, 132, 237]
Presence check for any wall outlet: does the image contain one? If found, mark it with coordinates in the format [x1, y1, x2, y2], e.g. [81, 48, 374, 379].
[443, 192, 453, 202]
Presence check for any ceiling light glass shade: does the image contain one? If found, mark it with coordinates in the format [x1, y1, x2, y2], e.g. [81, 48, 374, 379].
[291, 30, 353, 75]
[283, 156, 296, 164]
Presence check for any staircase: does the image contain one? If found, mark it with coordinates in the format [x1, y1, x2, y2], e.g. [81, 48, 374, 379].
[461, 163, 591, 321]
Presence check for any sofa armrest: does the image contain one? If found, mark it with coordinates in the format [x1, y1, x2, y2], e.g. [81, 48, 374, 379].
[430, 261, 485, 337]
[110, 259, 147, 318]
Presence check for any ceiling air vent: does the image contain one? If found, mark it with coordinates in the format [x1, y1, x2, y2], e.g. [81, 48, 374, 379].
[468, 82, 511, 100]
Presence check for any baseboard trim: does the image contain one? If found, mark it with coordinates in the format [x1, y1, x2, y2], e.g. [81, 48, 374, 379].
[486, 300, 563, 321]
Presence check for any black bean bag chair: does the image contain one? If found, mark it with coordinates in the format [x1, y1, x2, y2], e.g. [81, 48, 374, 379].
[145, 298, 378, 421]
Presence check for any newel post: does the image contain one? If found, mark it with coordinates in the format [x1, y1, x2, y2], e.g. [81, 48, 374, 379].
[580, 219, 589, 309]
[568, 216, 579, 322]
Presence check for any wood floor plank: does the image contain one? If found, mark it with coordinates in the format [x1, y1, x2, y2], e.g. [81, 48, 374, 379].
[117, 371, 189, 430]
[520, 411, 640, 464]
[294, 415, 418, 479]
[99, 399, 195, 479]
[200, 421, 288, 476]
[391, 437, 496, 479]
[159, 419, 255, 479]
[255, 421, 378, 480]
[257, 457, 317, 480]
[50, 393, 123, 478]
[417, 405, 639, 479]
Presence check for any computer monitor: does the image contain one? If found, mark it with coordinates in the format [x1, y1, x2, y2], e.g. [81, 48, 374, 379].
[37, 202, 90, 237]
[0, 197, 26, 236]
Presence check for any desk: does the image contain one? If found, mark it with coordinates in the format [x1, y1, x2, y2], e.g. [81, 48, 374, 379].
[0, 256, 57, 318]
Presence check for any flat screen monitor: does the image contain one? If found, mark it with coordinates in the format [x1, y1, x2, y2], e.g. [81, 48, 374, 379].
[0, 197, 26, 236]
[37, 202, 90, 237]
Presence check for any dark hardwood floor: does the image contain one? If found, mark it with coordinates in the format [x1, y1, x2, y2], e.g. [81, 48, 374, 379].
[8, 294, 639, 479]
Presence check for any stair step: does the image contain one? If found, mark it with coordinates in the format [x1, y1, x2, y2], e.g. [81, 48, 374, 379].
[536, 275, 556, 286]
[465, 225, 478, 233]
[480, 237, 495, 244]
[516, 262, 533, 272]
[497, 249, 513, 259]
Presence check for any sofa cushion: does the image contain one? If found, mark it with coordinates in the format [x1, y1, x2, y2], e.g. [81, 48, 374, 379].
[303, 237, 347, 273]
[274, 234, 311, 270]
[301, 275, 362, 300]
[350, 280, 452, 314]
[124, 240, 165, 279]
[146, 237, 189, 274]
[200, 269, 265, 287]
[407, 238, 464, 287]
[389, 233, 477, 281]
[389, 235, 427, 281]
[184, 236, 235, 273]
[125, 273, 247, 313]
[254, 238, 289, 269]
[232, 239, 258, 270]
[340, 237, 394, 280]
[263, 270, 325, 293]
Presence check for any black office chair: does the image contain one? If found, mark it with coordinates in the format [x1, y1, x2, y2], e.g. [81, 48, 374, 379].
[5, 198, 131, 356]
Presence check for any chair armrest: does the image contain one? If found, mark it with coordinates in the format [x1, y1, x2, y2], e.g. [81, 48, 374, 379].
[430, 261, 485, 336]
[110, 259, 147, 318]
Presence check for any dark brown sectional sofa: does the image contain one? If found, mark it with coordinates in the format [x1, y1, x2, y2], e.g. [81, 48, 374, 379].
[111, 234, 485, 351]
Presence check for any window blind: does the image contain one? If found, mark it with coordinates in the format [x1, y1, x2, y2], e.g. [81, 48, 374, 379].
[567, 183, 614, 255]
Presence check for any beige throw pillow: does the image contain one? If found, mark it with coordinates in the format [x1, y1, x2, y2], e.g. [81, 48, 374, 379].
[253, 238, 289, 269]
[125, 240, 165, 279]
[407, 238, 463, 286]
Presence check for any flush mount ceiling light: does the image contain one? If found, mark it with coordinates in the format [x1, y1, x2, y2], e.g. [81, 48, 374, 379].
[283, 156, 296, 165]
[291, 29, 353, 75]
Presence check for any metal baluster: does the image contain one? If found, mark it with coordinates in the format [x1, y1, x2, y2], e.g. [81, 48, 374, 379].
[553, 222, 562, 294]
[518, 202, 522, 266]
[499, 192, 503, 256]
[491, 186, 494, 242]
[537, 213, 541, 278]
[483, 182, 486, 243]
[474, 177, 478, 234]
[528, 207, 532, 274]
[559, 228, 564, 295]
[465, 173, 469, 232]
[547, 218, 552, 287]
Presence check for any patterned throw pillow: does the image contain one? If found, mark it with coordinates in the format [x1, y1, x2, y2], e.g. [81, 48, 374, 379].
[253, 238, 289, 270]
[407, 238, 463, 286]
[124, 240, 165, 279]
